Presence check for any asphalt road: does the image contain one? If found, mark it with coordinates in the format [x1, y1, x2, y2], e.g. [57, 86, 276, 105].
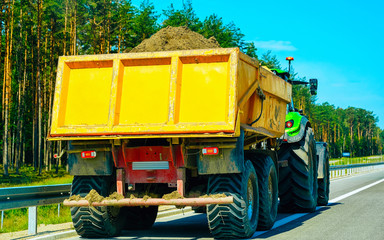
[66, 170, 384, 240]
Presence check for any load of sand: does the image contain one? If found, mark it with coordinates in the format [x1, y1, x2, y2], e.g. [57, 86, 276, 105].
[130, 26, 221, 52]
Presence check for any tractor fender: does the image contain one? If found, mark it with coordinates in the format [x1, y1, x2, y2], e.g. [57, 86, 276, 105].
[283, 112, 310, 143]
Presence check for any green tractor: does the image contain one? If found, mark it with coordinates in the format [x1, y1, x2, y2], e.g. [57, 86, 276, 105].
[271, 58, 330, 213]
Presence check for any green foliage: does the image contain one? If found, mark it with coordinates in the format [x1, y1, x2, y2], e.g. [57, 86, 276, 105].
[131, 0, 160, 46]
[162, 0, 245, 50]
[244, 42, 258, 59]
[259, 50, 281, 69]
[200, 14, 244, 48]
[111, 0, 136, 52]
[291, 82, 383, 158]
[0, 165, 73, 187]
[330, 155, 383, 166]
[162, 0, 202, 32]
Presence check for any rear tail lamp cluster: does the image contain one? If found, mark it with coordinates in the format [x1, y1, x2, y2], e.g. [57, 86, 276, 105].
[81, 151, 97, 159]
[286, 120, 294, 128]
[202, 147, 219, 155]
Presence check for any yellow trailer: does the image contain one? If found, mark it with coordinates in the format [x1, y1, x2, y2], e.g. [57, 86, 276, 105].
[51, 48, 293, 239]
[49, 48, 290, 140]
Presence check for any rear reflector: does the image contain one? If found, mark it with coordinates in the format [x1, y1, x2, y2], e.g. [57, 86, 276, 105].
[286, 120, 294, 128]
[202, 147, 219, 155]
[81, 151, 96, 159]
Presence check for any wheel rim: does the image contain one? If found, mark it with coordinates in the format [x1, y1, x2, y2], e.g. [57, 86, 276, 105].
[247, 178, 254, 221]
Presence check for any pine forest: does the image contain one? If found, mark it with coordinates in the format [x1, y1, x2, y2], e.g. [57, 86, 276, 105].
[0, 0, 383, 176]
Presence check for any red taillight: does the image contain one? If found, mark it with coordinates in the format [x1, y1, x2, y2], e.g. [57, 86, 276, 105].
[81, 151, 96, 159]
[202, 147, 219, 155]
[286, 120, 294, 128]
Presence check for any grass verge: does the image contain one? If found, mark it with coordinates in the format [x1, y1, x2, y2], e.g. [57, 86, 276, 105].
[0, 165, 73, 187]
[330, 155, 384, 166]
[0, 204, 72, 233]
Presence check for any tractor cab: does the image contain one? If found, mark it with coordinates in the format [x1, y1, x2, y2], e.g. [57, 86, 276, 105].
[271, 68, 290, 81]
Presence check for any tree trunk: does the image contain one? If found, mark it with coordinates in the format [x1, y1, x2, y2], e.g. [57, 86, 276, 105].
[2, 0, 14, 176]
[64, 0, 68, 55]
[37, 0, 43, 175]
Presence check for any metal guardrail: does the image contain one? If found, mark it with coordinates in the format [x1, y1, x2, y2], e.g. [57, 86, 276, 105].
[0, 183, 71, 235]
[330, 162, 384, 170]
[330, 162, 384, 179]
[0, 184, 71, 211]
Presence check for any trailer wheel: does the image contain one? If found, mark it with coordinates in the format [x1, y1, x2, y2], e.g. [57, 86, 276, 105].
[278, 127, 318, 212]
[253, 155, 278, 230]
[70, 176, 125, 238]
[124, 206, 158, 230]
[317, 149, 330, 206]
[207, 160, 259, 239]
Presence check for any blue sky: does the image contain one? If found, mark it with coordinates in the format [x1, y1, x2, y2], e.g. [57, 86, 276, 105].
[132, 0, 384, 128]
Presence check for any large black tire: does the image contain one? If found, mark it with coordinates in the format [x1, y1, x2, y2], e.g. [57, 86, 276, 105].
[278, 127, 318, 213]
[317, 147, 330, 206]
[124, 206, 158, 230]
[253, 155, 278, 230]
[207, 160, 259, 239]
[70, 176, 125, 238]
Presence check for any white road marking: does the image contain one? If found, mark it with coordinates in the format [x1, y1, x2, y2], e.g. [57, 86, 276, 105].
[329, 178, 384, 203]
[250, 177, 384, 239]
[29, 230, 76, 240]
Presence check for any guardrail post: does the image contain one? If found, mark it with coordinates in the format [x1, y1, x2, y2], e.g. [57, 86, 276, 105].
[28, 206, 37, 235]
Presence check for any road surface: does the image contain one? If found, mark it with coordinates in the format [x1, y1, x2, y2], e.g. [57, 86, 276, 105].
[65, 170, 384, 240]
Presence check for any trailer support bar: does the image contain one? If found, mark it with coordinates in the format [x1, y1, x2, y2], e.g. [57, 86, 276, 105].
[63, 196, 233, 207]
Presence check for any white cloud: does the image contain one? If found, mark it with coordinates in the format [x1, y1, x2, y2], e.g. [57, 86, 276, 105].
[252, 40, 297, 51]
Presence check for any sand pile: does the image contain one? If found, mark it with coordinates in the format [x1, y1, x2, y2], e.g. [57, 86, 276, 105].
[68, 190, 124, 204]
[162, 191, 184, 200]
[130, 26, 221, 53]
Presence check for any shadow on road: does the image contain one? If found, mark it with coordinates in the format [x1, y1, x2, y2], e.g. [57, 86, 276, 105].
[254, 203, 340, 239]
[114, 203, 340, 240]
[121, 213, 212, 239]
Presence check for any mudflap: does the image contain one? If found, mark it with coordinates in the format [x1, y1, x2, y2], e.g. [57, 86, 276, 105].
[197, 130, 245, 175]
[68, 141, 113, 176]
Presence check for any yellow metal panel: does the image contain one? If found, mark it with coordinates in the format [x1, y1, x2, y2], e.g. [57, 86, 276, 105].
[179, 61, 228, 123]
[259, 66, 292, 103]
[117, 63, 171, 125]
[110, 59, 123, 127]
[167, 56, 181, 124]
[59, 64, 113, 126]
[237, 59, 258, 125]
[48, 131, 237, 141]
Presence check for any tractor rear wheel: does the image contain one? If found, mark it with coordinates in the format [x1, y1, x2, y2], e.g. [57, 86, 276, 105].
[278, 127, 318, 212]
[70, 176, 125, 238]
[207, 160, 259, 239]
